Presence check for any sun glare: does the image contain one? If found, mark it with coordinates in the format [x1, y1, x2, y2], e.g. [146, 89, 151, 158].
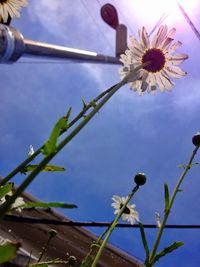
[129, 0, 198, 25]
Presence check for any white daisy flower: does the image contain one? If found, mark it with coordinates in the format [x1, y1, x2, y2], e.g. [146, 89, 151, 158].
[0, 191, 25, 213]
[111, 195, 139, 225]
[119, 25, 188, 94]
[11, 196, 25, 212]
[0, 0, 28, 23]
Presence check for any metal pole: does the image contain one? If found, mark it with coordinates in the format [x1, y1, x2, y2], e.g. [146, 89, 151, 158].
[0, 23, 121, 65]
[23, 39, 120, 64]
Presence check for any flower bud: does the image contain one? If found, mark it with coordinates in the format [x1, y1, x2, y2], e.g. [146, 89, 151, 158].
[49, 229, 57, 238]
[134, 173, 147, 186]
[68, 255, 77, 266]
[192, 132, 200, 146]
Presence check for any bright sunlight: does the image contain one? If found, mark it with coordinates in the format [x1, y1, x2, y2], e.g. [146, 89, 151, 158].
[129, 0, 198, 25]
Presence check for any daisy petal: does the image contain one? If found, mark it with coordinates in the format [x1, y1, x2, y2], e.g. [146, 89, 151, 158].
[151, 25, 168, 48]
[160, 70, 175, 90]
[141, 71, 148, 92]
[139, 27, 150, 49]
[167, 41, 182, 54]
[168, 54, 188, 65]
[161, 37, 174, 51]
[165, 65, 187, 78]
[155, 72, 165, 92]
[166, 27, 176, 38]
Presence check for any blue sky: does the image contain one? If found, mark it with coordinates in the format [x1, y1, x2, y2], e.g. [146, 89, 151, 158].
[1, 0, 200, 266]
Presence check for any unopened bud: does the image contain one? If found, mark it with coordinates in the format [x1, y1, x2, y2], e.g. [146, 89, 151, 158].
[68, 255, 77, 266]
[49, 229, 57, 238]
[192, 132, 200, 146]
[134, 173, 147, 186]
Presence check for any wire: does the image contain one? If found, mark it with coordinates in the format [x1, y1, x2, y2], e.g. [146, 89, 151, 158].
[178, 3, 200, 41]
[148, 13, 168, 37]
[80, 0, 114, 54]
[4, 215, 200, 229]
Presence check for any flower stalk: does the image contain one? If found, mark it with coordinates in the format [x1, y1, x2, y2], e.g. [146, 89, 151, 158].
[0, 79, 125, 187]
[91, 185, 140, 267]
[147, 144, 200, 266]
[0, 75, 133, 218]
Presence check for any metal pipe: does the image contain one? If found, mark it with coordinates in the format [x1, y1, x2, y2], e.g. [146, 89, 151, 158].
[0, 23, 121, 65]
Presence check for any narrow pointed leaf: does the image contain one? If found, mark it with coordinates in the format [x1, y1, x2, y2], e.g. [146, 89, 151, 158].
[178, 162, 199, 169]
[20, 201, 77, 209]
[22, 164, 65, 174]
[0, 183, 13, 199]
[65, 107, 72, 121]
[164, 183, 170, 212]
[0, 242, 20, 264]
[177, 164, 185, 169]
[42, 117, 68, 156]
[81, 97, 87, 108]
[178, 189, 184, 192]
[152, 241, 184, 264]
[138, 222, 149, 259]
[61, 107, 72, 133]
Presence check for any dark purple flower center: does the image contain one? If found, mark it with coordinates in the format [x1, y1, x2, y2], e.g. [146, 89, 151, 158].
[0, 0, 8, 3]
[142, 48, 165, 73]
[120, 204, 130, 214]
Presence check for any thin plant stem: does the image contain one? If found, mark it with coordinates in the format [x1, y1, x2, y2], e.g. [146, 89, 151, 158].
[0, 84, 118, 187]
[80, 220, 114, 267]
[0, 78, 128, 218]
[29, 259, 69, 266]
[148, 145, 200, 265]
[37, 234, 53, 263]
[91, 185, 140, 267]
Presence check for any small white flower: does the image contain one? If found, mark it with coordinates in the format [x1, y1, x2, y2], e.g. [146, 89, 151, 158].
[0, 191, 25, 213]
[28, 145, 34, 157]
[11, 196, 25, 212]
[155, 212, 161, 228]
[0, 0, 28, 23]
[119, 25, 188, 94]
[111, 195, 139, 225]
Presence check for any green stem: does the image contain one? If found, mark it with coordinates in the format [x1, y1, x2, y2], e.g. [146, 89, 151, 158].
[91, 185, 140, 267]
[0, 84, 117, 187]
[148, 145, 200, 265]
[80, 221, 114, 267]
[37, 234, 52, 263]
[0, 79, 127, 219]
[29, 259, 69, 266]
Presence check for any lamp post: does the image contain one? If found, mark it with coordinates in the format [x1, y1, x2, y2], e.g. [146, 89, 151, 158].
[0, 4, 126, 65]
[101, 3, 127, 57]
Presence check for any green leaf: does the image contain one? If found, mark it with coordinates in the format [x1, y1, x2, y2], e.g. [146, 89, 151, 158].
[178, 162, 199, 169]
[152, 241, 184, 264]
[0, 242, 20, 264]
[177, 164, 185, 169]
[81, 97, 87, 108]
[164, 183, 170, 212]
[42, 116, 68, 156]
[21, 201, 77, 209]
[0, 183, 13, 199]
[62, 107, 72, 132]
[22, 164, 65, 174]
[138, 222, 149, 260]
[178, 189, 184, 193]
